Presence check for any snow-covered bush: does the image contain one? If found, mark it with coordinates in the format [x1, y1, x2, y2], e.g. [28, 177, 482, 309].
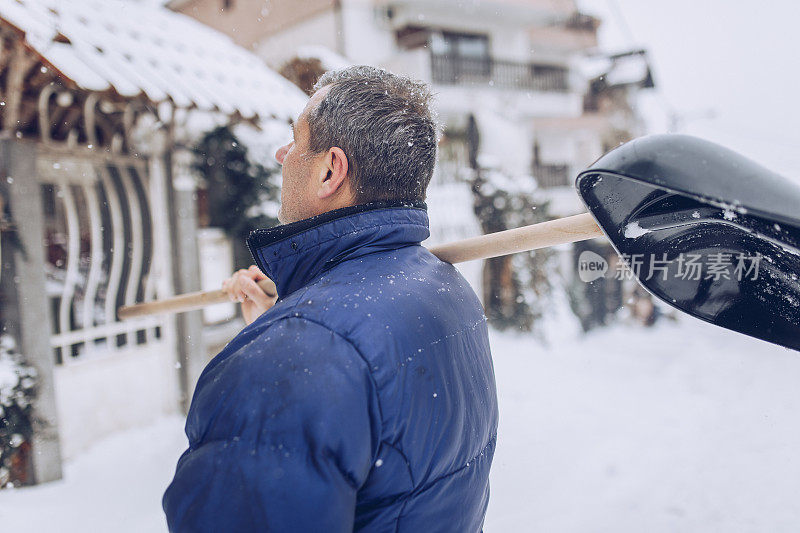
[442, 115, 566, 336]
[471, 167, 560, 336]
[0, 335, 38, 488]
[193, 124, 283, 268]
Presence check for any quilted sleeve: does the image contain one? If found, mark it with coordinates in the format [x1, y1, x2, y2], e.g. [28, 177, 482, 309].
[163, 317, 381, 532]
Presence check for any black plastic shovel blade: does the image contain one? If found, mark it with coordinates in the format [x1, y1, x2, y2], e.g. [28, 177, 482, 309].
[576, 134, 800, 351]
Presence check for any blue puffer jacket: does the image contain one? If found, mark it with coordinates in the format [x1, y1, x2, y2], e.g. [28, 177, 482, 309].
[163, 202, 498, 532]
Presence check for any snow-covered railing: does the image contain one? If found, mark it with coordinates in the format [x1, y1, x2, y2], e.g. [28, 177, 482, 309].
[532, 163, 570, 188]
[431, 54, 569, 92]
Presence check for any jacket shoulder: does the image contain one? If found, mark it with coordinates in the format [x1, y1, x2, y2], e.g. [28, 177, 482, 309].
[187, 316, 381, 450]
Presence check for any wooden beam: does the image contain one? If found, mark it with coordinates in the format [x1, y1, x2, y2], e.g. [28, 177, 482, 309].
[15, 97, 38, 131]
[0, 36, 12, 76]
[25, 65, 52, 89]
[51, 105, 83, 141]
[91, 110, 118, 147]
[1, 41, 35, 135]
[47, 102, 70, 133]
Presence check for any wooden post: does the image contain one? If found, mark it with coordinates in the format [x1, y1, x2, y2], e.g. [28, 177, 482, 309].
[0, 139, 63, 483]
[147, 127, 182, 414]
[1, 40, 33, 136]
[167, 147, 207, 412]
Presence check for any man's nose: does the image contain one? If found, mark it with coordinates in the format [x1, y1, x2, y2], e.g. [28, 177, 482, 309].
[275, 143, 290, 165]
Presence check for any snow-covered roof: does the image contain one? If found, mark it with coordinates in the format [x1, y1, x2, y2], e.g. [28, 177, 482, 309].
[579, 50, 654, 89]
[0, 0, 307, 120]
[605, 52, 652, 87]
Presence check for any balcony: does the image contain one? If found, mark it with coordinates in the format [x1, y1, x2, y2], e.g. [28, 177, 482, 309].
[431, 54, 569, 92]
[533, 163, 571, 188]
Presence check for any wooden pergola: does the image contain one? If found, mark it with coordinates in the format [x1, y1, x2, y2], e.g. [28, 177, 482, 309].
[0, 0, 305, 487]
[0, 0, 303, 145]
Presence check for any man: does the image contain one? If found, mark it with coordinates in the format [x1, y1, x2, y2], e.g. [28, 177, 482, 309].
[163, 66, 498, 532]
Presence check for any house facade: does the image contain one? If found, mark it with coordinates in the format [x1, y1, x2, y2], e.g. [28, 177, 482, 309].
[171, 0, 651, 199]
[172, 0, 655, 319]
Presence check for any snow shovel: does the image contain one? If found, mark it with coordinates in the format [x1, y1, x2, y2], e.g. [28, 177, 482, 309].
[575, 134, 800, 352]
[119, 134, 800, 352]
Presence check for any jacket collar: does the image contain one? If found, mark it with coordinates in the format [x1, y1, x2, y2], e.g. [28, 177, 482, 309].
[247, 200, 429, 298]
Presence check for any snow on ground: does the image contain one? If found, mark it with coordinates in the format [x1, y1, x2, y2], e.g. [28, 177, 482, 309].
[485, 317, 800, 532]
[0, 416, 186, 532]
[1, 317, 799, 532]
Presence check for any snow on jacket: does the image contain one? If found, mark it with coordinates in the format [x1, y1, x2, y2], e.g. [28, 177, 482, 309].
[163, 201, 499, 532]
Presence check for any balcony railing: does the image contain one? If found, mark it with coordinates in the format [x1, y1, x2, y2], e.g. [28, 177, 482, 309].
[533, 163, 571, 188]
[431, 54, 569, 92]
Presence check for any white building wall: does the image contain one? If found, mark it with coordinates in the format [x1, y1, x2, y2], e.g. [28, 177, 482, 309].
[532, 127, 604, 215]
[537, 130, 574, 162]
[489, 26, 529, 62]
[341, 1, 397, 65]
[380, 48, 430, 81]
[255, 10, 340, 68]
[474, 107, 533, 177]
[575, 132, 604, 167]
[434, 85, 582, 119]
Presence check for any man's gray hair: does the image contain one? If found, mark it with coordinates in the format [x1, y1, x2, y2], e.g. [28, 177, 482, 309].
[309, 65, 438, 204]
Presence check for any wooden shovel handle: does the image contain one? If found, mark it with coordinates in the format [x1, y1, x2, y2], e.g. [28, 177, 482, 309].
[118, 212, 602, 319]
[118, 278, 277, 320]
[429, 212, 603, 264]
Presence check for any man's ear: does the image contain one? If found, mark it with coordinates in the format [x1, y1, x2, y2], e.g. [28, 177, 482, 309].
[317, 146, 349, 199]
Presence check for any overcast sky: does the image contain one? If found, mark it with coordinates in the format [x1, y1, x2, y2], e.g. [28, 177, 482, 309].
[578, 0, 800, 182]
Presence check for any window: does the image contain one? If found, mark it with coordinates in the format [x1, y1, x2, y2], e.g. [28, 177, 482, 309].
[430, 31, 489, 61]
[430, 31, 490, 83]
